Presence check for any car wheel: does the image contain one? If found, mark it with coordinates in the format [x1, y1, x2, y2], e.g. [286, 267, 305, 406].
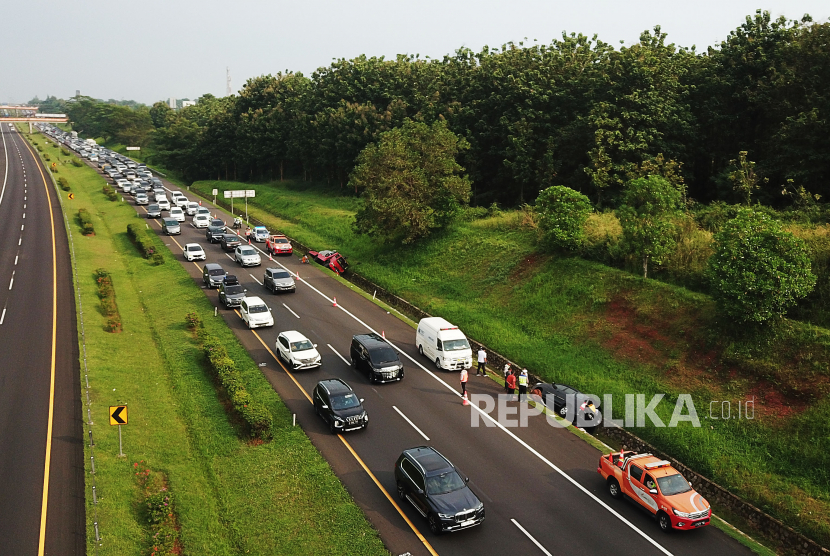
[428, 514, 442, 535]
[418, 345, 423, 356]
[657, 511, 672, 533]
[396, 482, 406, 501]
[314, 403, 321, 417]
[558, 405, 568, 417]
[608, 478, 622, 499]
[435, 358, 441, 370]
[350, 357, 357, 369]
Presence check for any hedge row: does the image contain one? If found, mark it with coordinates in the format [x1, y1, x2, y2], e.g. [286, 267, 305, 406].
[57, 177, 70, 191]
[102, 183, 118, 201]
[127, 223, 164, 265]
[78, 208, 94, 235]
[94, 268, 122, 332]
[187, 312, 274, 440]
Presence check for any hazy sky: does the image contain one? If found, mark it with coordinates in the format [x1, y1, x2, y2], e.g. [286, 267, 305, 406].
[3, 1, 828, 105]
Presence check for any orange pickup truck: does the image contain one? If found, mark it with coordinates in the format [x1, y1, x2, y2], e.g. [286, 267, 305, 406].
[598, 451, 711, 532]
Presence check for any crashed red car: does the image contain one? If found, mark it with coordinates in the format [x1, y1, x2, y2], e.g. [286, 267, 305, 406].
[308, 250, 349, 274]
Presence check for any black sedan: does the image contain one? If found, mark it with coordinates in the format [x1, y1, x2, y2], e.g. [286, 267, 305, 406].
[220, 233, 242, 252]
[530, 382, 598, 428]
[312, 378, 368, 434]
[206, 219, 226, 243]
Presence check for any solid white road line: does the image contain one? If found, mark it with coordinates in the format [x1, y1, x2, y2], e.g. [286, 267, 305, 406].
[0, 127, 7, 206]
[392, 406, 430, 441]
[512, 519, 553, 556]
[248, 273, 263, 285]
[225, 253, 234, 261]
[327, 343, 349, 365]
[0, 307, 5, 325]
[282, 303, 300, 319]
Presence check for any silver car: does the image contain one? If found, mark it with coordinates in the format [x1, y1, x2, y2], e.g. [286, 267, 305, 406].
[235, 245, 261, 267]
[264, 268, 296, 293]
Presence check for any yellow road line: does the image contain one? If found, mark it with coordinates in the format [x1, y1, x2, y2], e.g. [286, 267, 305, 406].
[21, 134, 58, 556]
[246, 327, 439, 556]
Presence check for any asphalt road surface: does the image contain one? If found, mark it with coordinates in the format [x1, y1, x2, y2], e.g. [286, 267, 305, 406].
[0, 126, 84, 555]
[116, 167, 754, 556]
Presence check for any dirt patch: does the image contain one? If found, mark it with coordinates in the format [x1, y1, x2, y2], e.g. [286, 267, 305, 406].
[509, 253, 549, 281]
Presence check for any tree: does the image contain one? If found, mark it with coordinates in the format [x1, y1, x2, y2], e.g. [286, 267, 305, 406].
[707, 208, 815, 324]
[729, 151, 767, 205]
[617, 175, 683, 278]
[350, 119, 471, 244]
[535, 186, 593, 251]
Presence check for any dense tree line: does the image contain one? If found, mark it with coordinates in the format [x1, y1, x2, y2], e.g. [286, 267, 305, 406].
[54, 10, 829, 211]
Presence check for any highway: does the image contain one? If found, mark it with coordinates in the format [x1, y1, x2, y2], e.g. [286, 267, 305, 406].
[125, 174, 755, 556]
[0, 125, 84, 555]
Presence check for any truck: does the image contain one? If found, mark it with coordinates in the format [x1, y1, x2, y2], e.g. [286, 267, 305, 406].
[415, 317, 473, 371]
[597, 451, 711, 532]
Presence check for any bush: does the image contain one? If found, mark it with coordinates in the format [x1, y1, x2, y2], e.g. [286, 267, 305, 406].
[127, 223, 165, 265]
[102, 183, 118, 201]
[707, 208, 816, 324]
[43, 154, 50, 161]
[94, 268, 122, 332]
[188, 313, 274, 440]
[78, 209, 95, 235]
[57, 177, 70, 191]
[61, 148, 70, 156]
[71, 158, 83, 167]
[535, 185, 593, 251]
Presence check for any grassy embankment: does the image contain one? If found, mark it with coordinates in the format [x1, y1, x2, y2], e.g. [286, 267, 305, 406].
[25, 132, 388, 555]
[190, 178, 830, 551]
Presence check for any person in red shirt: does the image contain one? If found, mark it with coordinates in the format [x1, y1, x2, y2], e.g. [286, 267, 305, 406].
[505, 370, 517, 401]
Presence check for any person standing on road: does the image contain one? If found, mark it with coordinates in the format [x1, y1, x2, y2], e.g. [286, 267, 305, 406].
[476, 348, 487, 376]
[518, 369, 529, 401]
[460, 368, 469, 397]
[505, 370, 517, 400]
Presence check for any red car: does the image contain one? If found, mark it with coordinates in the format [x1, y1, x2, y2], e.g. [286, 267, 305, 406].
[308, 250, 349, 274]
[265, 234, 293, 255]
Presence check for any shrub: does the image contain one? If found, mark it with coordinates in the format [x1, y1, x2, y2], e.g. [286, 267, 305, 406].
[134, 462, 180, 555]
[660, 214, 714, 289]
[707, 208, 816, 324]
[51, 143, 58, 148]
[57, 177, 70, 191]
[78, 209, 95, 235]
[43, 154, 51, 161]
[61, 148, 70, 156]
[127, 223, 165, 265]
[102, 183, 118, 201]
[189, 314, 275, 440]
[94, 268, 122, 332]
[36, 145, 43, 152]
[535, 185, 593, 251]
[71, 158, 83, 167]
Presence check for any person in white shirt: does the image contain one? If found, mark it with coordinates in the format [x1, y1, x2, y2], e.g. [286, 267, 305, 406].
[476, 348, 487, 376]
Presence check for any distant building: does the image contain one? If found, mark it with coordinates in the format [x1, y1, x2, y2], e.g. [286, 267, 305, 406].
[168, 97, 176, 109]
[76, 90, 80, 97]
[181, 100, 196, 108]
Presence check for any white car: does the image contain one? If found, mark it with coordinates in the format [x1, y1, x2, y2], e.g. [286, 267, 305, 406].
[157, 198, 171, 211]
[196, 207, 211, 217]
[169, 207, 186, 222]
[174, 196, 189, 208]
[116, 179, 130, 189]
[240, 296, 273, 329]
[276, 331, 322, 370]
[235, 245, 261, 267]
[193, 214, 211, 228]
[185, 202, 200, 216]
[183, 243, 206, 261]
[170, 191, 186, 205]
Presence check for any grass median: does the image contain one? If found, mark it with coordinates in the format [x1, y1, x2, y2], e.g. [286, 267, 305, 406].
[24, 130, 388, 555]
[190, 178, 830, 551]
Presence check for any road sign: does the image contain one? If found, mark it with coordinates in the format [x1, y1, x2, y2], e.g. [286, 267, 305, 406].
[212, 189, 218, 196]
[68, 193, 74, 200]
[126, 146, 141, 151]
[245, 190, 256, 198]
[109, 405, 128, 425]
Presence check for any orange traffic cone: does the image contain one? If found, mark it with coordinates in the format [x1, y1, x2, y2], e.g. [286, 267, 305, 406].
[382, 330, 386, 338]
[295, 270, 299, 280]
[198, 200, 202, 206]
[269, 252, 273, 261]
[332, 297, 337, 307]
[462, 392, 469, 406]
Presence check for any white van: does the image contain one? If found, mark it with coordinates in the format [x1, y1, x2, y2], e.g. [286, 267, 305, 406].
[416, 317, 473, 371]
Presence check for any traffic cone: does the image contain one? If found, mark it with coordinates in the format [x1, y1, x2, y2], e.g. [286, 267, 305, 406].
[295, 270, 299, 280]
[248, 237, 251, 244]
[199, 200, 202, 206]
[332, 297, 337, 307]
[382, 330, 386, 338]
[269, 252, 273, 261]
[462, 392, 469, 406]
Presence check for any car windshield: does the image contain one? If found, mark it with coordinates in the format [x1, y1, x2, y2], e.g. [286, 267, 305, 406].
[240, 248, 256, 256]
[187, 245, 201, 252]
[330, 393, 361, 410]
[208, 269, 225, 276]
[210, 220, 223, 226]
[249, 304, 268, 314]
[272, 271, 291, 279]
[443, 338, 470, 351]
[223, 236, 238, 242]
[163, 220, 177, 226]
[369, 347, 399, 365]
[273, 238, 288, 244]
[426, 470, 466, 495]
[290, 340, 314, 352]
[149, 205, 159, 210]
[224, 285, 244, 295]
[656, 474, 692, 496]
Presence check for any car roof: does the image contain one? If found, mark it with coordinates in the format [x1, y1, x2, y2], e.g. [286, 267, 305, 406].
[204, 263, 223, 270]
[185, 243, 201, 248]
[317, 378, 352, 395]
[403, 446, 453, 474]
[354, 332, 389, 350]
[245, 296, 266, 305]
[163, 218, 178, 224]
[280, 330, 309, 342]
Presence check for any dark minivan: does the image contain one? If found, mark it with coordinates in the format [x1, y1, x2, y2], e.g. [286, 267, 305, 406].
[349, 333, 404, 383]
[202, 263, 227, 288]
[312, 378, 368, 434]
[395, 446, 484, 535]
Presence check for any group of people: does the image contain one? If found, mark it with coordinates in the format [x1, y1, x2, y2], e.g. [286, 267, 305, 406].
[458, 348, 529, 401]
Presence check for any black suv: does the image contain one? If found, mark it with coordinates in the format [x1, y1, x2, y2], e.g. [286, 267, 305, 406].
[394, 446, 484, 535]
[218, 275, 246, 307]
[349, 333, 404, 383]
[312, 378, 368, 434]
[220, 233, 242, 252]
[206, 219, 226, 243]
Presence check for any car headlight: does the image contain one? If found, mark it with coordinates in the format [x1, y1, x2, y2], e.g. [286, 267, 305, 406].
[437, 513, 453, 520]
[362, 411, 368, 421]
[671, 508, 691, 518]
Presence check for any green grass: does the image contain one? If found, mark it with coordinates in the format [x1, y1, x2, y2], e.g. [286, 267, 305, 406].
[24, 131, 388, 555]
[190, 178, 830, 551]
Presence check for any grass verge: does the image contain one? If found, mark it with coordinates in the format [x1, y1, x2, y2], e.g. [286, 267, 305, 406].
[25, 131, 388, 555]
[189, 178, 830, 552]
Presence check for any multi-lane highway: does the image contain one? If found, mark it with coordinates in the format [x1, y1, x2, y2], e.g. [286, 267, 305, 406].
[0, 125, 84, 555]
[122, 172, 755, 556]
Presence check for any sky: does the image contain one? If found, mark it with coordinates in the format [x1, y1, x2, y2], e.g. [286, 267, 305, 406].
[2, 0, 828, 106]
